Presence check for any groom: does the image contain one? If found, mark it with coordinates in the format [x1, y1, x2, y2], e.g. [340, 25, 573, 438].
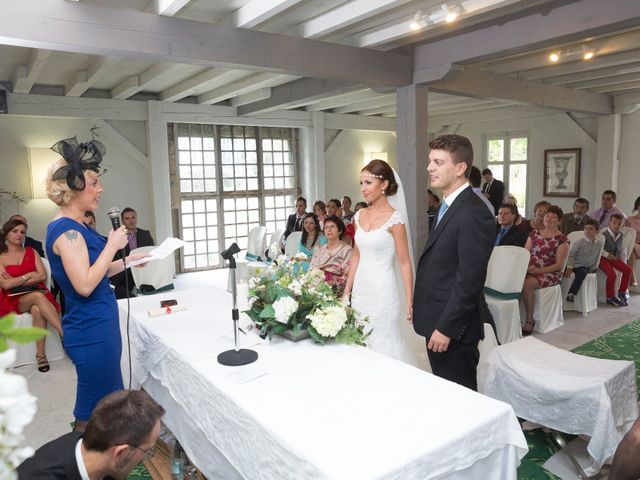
[413, 134, 495, 391]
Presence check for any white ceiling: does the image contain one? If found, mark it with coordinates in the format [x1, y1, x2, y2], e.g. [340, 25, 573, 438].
[1, 0, 640, 119]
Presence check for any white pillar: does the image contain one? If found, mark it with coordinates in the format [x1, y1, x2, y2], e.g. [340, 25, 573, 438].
[396, 85, 429, 256]
[146, 100, 173, 241]
[595, 114, 621, 197]
[299, 112, 326, 202]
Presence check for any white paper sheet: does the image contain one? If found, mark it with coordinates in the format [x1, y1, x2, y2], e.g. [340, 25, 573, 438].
[126, 237, 185, 268]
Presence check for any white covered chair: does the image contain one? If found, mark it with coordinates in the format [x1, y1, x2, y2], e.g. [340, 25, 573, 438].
[561, 232, 605, 316]
[11, 258, 66, 367]
[284, 231, 302, 258]
[520, 244, 570, 334]
[596, 226, 635, 302]
[484, 246, 530, 344]
[227, 226, 268, 291]
[130, 246, 176, 293]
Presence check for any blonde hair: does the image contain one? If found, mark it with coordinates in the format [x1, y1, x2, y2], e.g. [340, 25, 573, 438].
[45, 158, 98, 207]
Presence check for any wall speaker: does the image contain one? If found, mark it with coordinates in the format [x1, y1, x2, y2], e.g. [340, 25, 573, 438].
[0, 90, 7, 114]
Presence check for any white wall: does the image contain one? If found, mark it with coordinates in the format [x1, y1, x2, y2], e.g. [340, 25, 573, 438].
[617, 110, 640, 215]
[324, 129, 397, 205]
[0, 116, 152, 244]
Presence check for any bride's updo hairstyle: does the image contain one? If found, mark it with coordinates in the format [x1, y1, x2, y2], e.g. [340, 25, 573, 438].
[361, 159, 398, 196]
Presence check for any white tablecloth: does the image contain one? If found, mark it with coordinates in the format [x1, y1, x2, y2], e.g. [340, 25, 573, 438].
[479, 336, 638, 475]
[119, 286, 527, 480]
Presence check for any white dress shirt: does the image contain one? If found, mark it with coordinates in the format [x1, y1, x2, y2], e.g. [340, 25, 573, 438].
[75, 439, 90, 480]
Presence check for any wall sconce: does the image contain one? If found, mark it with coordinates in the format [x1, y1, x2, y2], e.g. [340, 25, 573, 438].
[28, 148, 58, 199]
[363, 152, 388, 166]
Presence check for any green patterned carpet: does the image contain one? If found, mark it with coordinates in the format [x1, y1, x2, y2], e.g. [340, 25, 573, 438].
[127, 320, 640, 480]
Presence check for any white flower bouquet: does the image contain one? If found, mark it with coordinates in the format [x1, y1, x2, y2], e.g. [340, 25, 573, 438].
[246, 255, 368, 345]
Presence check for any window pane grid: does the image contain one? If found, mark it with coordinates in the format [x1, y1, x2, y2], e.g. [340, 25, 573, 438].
[177, 124, 216, 194]
[261, 127, 295, 191]
[180, 197, 220, 270]
[485, 133, 529, 216]
[220, 125, 258, 192]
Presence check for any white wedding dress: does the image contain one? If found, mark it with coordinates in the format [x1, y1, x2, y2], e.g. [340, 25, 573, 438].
[351, 209, 426, 369]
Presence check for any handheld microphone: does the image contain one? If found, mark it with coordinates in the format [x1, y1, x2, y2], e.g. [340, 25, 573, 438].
[107, 207, 121, 230]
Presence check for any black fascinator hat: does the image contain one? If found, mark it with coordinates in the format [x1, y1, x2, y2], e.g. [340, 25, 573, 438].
[50, 137, 106, 191]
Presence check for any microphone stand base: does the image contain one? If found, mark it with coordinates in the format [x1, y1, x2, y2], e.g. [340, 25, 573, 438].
[217, 349, 258, 366]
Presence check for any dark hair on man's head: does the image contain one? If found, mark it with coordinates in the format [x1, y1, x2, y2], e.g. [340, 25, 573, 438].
[300, 213, 321, 248]
[546, 205, 564, 221]
[0, 219, 26, 254]
[83, 390, 165, 452]
[610, 213, 624, 222]
[328, 198, 342, 209]
[499, 203, 518, 216]
[84, 211, 96, 220]
[429, 134, 474, 179]
[296, 196, 307, 205]
[354, 201, 368, 211]
[482, 168, 492, 176]
[342, 195, 352, 203]
[323, 215, 346, 239]
[120, 207, 136, 219]
[633, 196, 640, 213]
[602, 190, 617, 202]
[361, 159, 398, 195]
[469, 166, 482, 188]
[574, 197, 590, 209]
[584, 217, 599, 229]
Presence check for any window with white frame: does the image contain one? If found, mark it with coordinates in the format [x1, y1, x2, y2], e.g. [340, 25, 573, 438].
[170, 123, 298, 271]
[485, 133, 529, 215]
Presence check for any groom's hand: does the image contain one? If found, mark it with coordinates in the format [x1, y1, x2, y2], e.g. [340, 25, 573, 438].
[428, 330, 451, 353]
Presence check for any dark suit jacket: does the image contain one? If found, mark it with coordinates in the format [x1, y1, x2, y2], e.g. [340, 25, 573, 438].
[26, 236, 45, 258]
[18, 431, 82, 479]
[283, 213, 304, 240]
[413, 187, 495, 344]
[482, 179, 505, 213]
[496, 224, 529, 248]
[110, 227, 155, 297]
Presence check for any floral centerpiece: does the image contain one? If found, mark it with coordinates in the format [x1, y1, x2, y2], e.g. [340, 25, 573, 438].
[1, 314, 49, 479]
[245, 254, 369, 345]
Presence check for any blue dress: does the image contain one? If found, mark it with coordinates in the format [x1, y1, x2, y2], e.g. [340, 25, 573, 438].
[297, 235, 327, 272]
[46, 217, 123, 421]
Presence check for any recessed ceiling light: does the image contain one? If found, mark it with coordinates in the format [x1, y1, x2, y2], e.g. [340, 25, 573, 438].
[549, 52, 560, 62]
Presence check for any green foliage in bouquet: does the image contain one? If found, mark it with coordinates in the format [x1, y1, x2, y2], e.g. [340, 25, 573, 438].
[245, 254, 369, 345]
[0, 314, 49, 353]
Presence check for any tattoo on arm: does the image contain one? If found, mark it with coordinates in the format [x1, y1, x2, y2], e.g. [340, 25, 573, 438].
[64, 230, 79, 243]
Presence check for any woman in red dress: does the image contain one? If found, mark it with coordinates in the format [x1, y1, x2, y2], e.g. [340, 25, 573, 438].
[521, 205, 569, 336]
[0, 219, 62, 371]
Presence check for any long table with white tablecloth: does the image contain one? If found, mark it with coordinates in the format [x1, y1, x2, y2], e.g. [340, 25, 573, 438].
[118, 286, 527, 480]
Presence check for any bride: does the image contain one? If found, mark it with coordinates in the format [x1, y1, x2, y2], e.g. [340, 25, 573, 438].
[343, 159, 426, 369]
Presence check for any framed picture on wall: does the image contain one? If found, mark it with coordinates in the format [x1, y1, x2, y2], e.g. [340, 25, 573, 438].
[543, 148, 581, 197]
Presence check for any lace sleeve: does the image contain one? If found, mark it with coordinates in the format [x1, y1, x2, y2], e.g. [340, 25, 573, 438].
[384, 210, 405, 230]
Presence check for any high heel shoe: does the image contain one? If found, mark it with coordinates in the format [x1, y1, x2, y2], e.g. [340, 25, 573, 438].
[522, 319, 535, 336]
[36, 353, 50, 372]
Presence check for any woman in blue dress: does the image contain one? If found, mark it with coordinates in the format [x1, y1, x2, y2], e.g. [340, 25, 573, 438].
[297, 213, 326, 272]
[44, 137, 147, 431]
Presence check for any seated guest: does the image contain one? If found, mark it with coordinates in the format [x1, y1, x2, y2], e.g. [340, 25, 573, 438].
[590, 189, 626, 228]
[327, 198, 344, 221]
[624, 196, 640, 286]
[564, 218, 602, 303]
[0, 219, 62, 372]
[609, 416, 640, 480]
[354, 201, 368, 213]
[110, 207, 155, 299]
[10, 214, 44, 257]
[313, 200, 327, 229]
[310, 215, 353, 294]
[600, 213, 632, 307]
[18, 389, 165, 479]
[495, 204, 528, 247]
[503, 193, 527, 228]
[284, 196, 307, 241]
[561, 197, 591, 234]
[521, 205, 569, 335]
[520, 200, 551, 234]
[83, 210, 97, 229]
[341, 195, 355, 222]
[470, 166, 495, 215]
[298, 213, 326, 259]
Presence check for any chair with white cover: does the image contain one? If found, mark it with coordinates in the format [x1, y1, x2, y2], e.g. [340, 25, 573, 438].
[130, 246, 175, 294]
[284, 231, 302, 258]
[561, 232, 605, 316]
[11, 257, 66, 367]
[227, 226, 268, 291]
[596, 226, 635, 302]
[477, 322, 499, 383]
[267, 228, 285, 258]
[484, 246, 530, 344]
[520, 244, 570, 334]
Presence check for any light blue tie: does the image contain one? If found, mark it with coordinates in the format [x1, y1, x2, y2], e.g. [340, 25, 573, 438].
[436, 200, 448, 227]
[495, 227, 508, 246]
